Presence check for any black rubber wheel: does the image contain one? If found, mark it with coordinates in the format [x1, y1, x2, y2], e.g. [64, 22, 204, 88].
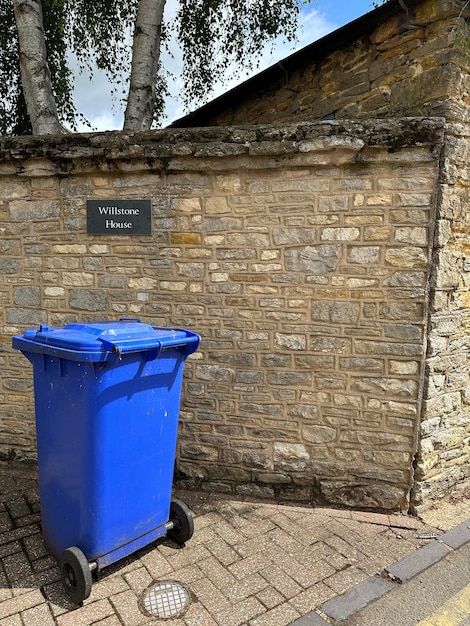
[59, 547, 93, 604]
[167, 498, 194, 545]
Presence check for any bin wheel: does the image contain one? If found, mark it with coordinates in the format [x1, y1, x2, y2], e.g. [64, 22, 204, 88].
[168, 498, 194, 545]
[60, 547, 92, 604]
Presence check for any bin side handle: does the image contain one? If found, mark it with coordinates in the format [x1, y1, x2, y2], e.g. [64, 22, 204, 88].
[182, 332, 200, 356]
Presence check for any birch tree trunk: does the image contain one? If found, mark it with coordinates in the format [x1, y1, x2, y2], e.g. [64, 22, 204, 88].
[13, 0, 61, 135]
[124, 0, 166, 131]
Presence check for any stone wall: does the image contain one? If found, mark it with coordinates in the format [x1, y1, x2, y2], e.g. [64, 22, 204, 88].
[412, 123, 470, 508]
[0, 119, 444, 511]
[170, 0, 470, 509]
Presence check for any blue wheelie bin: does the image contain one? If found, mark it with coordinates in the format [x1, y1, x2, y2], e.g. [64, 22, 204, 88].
[12, 319, 200, 603]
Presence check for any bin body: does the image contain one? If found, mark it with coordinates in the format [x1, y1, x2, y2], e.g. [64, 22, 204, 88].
[12, 320, 200, 569]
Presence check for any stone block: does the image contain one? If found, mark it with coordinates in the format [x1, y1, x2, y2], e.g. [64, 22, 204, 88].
[69, 289, 107, 311]
[318, 195, 349, 212]
[196, 365, 233, 382]
[6, 308, 45, 325]
[289, 611, 330, 625]
[320, 480, 407, 510]
[311, 301, 360, 324]
[385, 247, 428, 268]
[273, 228, 317, 245]
[347, 246, 380, 264]
[13, 287, 40, 307]
[285, 245, 340, 273]
[321, 227, 360, 241]
[9, 200, 60, 221]
[395, 227, 428, 245]
[267, 371, 311, 385]
[206, 197, 230, 214]
[275, 333, 307, 350]
[302, 425, 336, 444]
[170, 232, 202, 244]
[274, 443, 310, 471]
[0, 259, 20, 273]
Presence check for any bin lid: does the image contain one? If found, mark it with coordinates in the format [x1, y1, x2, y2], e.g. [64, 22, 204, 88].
[13, 319, 199, 362]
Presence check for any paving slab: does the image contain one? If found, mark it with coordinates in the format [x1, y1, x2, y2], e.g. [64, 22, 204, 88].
[288, 612, 330, 625]
[0, 463, 467, 626]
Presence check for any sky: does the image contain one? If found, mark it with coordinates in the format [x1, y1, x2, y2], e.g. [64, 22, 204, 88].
[73, 0, 375, 132]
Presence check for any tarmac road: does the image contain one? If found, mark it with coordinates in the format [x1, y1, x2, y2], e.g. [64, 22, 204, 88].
[337, 541, 470, 626]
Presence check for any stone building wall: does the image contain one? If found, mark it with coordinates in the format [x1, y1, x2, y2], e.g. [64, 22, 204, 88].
[190, 0, 468, 127]
[0, 120, 444, 511]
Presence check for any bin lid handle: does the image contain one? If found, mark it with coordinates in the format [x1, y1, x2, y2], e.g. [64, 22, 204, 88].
[98, 337, 163, 361]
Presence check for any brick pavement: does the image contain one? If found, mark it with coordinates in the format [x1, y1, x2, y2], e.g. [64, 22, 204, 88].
[0, 463, 455, 626]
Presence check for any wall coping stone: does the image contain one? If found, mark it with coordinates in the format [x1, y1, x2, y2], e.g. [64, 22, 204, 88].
[0, 118, 446, 171]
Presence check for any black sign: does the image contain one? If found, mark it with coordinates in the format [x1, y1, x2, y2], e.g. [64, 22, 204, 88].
[87, 199, 152, 235]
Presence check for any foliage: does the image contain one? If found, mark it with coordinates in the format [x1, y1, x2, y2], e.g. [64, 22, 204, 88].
[0, 0, 26, 134]
[2, 0, 313, 135]
[0, 0, 137, 135]
[175, 0, 308, 112]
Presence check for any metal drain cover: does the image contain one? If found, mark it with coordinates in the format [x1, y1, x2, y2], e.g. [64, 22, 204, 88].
[142, 580, 191, 619]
